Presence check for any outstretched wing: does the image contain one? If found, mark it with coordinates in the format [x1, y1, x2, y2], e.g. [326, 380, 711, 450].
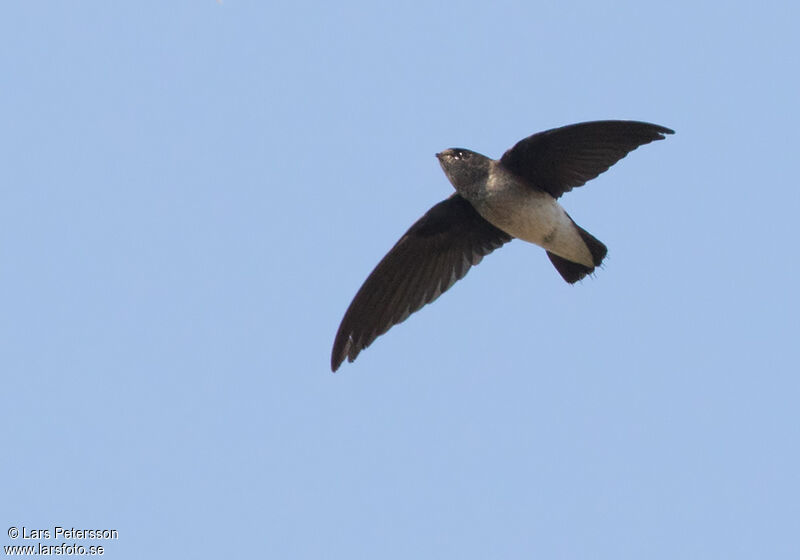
[500, 120, 674, 198]
[331, 194, 512, 371]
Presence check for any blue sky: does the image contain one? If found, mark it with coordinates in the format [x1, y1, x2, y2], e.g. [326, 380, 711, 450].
[2, 1, 798, 558]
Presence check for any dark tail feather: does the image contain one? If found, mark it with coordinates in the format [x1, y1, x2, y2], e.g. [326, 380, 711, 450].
[547, 223, 607, 284]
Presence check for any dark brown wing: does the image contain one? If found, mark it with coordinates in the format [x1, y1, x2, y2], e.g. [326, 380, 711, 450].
[499, 120, 674, 199]
[331, 194, 512, 371]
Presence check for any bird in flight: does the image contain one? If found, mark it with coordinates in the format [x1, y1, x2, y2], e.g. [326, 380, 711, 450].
[331, 120, 674, 371]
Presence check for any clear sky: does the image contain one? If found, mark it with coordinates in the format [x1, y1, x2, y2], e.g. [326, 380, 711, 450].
[2, 1, 799, 558]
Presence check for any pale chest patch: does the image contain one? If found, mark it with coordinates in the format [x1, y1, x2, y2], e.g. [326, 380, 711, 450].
[472, 169, 595, 267]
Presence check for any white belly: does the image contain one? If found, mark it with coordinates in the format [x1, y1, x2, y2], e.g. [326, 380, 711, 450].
[475, 181, 594, 267]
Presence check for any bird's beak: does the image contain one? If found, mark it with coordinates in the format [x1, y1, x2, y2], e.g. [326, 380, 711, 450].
[435, 152, 443, 160]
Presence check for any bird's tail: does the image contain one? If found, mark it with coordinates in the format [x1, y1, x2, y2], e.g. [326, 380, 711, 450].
[547, 223, 607, 284]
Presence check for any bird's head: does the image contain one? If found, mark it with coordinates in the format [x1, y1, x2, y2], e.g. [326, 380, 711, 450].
[435, 148, 492, 194]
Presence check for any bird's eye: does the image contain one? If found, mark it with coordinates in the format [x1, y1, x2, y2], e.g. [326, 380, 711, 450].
[455, 150, 470, 160]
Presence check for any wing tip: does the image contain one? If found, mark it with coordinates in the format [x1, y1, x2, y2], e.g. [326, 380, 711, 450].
[330, 333, 354, 372]
[651, 123, 675, 137]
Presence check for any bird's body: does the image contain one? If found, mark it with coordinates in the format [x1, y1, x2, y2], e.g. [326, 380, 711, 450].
[474, 161, 595, 267]
[332, 120, 674, 371]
